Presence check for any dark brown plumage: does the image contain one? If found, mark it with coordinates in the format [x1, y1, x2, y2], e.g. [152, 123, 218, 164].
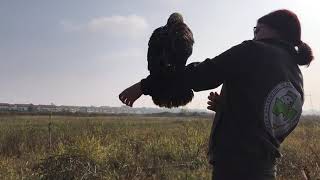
[147, 13, 194, 108]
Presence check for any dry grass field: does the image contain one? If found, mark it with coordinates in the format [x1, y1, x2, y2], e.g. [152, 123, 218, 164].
[0, 114, 319, 179]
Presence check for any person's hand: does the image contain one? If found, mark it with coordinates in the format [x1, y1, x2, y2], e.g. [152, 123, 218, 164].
[119, 82, 143, 107]
[207, 92, 221, 112]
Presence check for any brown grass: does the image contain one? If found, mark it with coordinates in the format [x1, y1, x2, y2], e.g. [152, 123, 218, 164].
[0, 115, 319, 179]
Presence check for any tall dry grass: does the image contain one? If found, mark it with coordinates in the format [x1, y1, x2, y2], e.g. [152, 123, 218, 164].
[0, 115, 319, 179]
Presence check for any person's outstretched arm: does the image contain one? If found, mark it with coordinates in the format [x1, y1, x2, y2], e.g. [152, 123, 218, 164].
[119, 41, 254, 107]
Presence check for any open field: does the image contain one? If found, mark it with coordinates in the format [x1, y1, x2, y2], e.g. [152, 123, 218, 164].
[0, 114, 319, 179]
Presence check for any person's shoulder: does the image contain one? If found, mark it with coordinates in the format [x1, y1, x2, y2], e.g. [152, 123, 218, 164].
[230, 40, 265, 54]
[244, 39, 284, 49]
[242, 39, 294, 56]
[226, 40, 258, 53]
[239, 40, 260, 47]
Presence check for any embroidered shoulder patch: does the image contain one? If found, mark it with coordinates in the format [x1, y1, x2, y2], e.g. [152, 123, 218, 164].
[264, 82, 302, 139]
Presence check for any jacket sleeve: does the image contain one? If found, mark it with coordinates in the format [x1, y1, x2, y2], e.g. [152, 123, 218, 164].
[141, 40, 255, 95]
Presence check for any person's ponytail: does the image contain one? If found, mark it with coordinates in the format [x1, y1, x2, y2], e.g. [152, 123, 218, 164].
[295, 41, 314, 66]
[257, 10, 315, 67]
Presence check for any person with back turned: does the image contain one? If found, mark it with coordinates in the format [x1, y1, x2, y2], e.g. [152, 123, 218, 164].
[119, 9, 314, 179]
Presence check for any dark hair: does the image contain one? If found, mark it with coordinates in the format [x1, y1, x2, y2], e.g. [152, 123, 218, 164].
[258, 9, 314, 66]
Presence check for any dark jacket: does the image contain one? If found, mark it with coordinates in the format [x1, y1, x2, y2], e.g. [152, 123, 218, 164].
[141, 39, 304, 169]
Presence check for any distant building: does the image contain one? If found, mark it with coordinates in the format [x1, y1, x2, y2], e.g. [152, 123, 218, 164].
[16, 104, 31, 112]
[69, 106, 80, 113]
[87, 106, 97, 113]
[0, 103, 11, 111]
[37, 105, 58, 112]
[79, 107, 88, 113]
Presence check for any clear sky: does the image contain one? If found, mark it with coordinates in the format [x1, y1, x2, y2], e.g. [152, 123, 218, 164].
[1, 0, 319, 110]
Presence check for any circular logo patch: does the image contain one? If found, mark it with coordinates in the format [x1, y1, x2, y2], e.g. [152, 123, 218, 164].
[264, 82, 302, 139]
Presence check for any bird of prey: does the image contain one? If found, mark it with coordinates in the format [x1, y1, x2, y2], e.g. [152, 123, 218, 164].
[147, 13, 194, 108]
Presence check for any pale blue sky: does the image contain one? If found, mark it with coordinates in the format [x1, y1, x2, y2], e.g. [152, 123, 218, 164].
[0, 0, 319, 110]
